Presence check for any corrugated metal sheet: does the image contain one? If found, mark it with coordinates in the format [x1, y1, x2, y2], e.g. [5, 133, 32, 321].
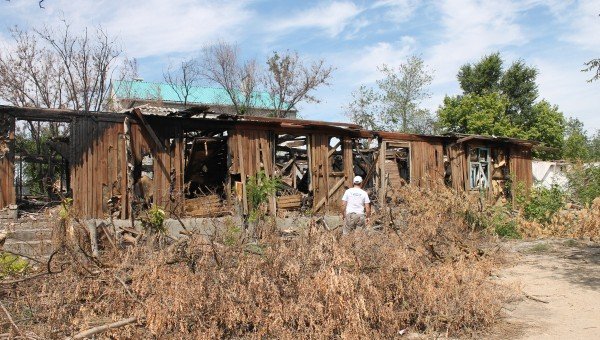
[111, 80, 279, 109]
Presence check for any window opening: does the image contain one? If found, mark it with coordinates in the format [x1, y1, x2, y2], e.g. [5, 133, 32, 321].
[469, 147, 490, 190]
[328, 137, 343, 172]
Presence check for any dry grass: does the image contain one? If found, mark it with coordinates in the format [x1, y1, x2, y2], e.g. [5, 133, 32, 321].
[1, 184, 512, 338]
[518, 197, 600, 240]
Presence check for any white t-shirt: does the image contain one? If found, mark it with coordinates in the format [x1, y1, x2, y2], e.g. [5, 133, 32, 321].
[342, 187, 370, 215]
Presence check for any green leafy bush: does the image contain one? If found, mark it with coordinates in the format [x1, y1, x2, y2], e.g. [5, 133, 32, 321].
[246, 171, 280, 221]
[522, 185, 564, 224]
[567, 165, 600, 206]
[142, 205, 166, 233]
[494, 220, 520, 239]
[464, 206, 521, 239]
[0, 253, 29, 278]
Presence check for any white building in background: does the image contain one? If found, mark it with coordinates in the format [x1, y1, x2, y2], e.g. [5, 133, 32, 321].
[532, 161, 570, 189]
[532, 161, 600, 189]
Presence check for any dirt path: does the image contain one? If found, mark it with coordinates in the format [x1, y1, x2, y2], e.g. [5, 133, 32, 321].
[492, 239, 600, 339]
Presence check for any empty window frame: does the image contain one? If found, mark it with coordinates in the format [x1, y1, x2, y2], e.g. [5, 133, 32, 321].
[329, 137, 344, 172]
[469, 147, 490, 190]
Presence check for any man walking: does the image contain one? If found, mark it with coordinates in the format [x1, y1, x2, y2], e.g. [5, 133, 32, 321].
[341, 176, 371, 234]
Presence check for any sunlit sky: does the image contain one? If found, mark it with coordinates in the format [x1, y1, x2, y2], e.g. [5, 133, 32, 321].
[1, 0, 599, 132]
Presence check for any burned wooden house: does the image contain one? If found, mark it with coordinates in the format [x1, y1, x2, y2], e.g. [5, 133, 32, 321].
[0, 105, 534, 219]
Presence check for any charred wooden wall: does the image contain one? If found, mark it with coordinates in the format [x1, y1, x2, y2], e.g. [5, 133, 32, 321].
[70, 117, 184, 218]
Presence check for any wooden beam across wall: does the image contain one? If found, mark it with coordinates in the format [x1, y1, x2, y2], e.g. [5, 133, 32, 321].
[131, 108, 166, 153]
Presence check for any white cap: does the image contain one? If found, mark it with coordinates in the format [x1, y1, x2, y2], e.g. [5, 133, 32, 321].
[353, 176, 363, 184]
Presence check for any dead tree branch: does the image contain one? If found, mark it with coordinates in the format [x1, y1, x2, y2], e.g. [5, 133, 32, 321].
[68, 316, 140, 340]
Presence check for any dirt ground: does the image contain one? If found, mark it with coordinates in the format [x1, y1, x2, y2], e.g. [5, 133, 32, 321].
[490, 239, 600, 339]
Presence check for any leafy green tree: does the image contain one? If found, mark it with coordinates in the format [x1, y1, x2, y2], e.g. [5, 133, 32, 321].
[523, 101, 565, 160]
[457, 52, 502, 95]
[562, 118, 590, 161]
[587, 130, 600, 161]
[377, 56, 434, 133]
[500, 60, 538, 125]
[345, 85, 381, 131]
[345, 55, 434, 133]
[438, 53, 565, 160]
[437, 92, 520, 136]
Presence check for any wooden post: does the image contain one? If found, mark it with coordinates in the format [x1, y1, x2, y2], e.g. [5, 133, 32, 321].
[124, 117, 135, 226]
[378, 140, 387, 208]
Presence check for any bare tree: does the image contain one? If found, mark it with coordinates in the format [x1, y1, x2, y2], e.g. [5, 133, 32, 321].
[1, 22, 125, 113]
[35, 22, 121, 112]
[264, 50, 333, 118]
[0, 22, 124, 196]
[200, 41, 259, 115]
[344, 85, 381, 131]
[163, 58, 201, 109]
[106, 57, 139, 111]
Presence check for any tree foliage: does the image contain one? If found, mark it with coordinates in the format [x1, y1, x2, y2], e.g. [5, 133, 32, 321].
[438, 53, 565, 159]
[563, 118, 590, 161]
[345, 85, 381, 130]
[588, 131, 600, 161]
[345, 55, 434, 133]
[583, 58, 600, 82]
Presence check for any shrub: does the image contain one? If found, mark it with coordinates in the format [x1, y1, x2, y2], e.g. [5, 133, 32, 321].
[494, 219, 521, 239]
[141, 205, 166, 233]
[246, 171, 280, 221]
[567, 164, 600, 206]
[0, 253, 29, 278]
[522, 185, 564, 224]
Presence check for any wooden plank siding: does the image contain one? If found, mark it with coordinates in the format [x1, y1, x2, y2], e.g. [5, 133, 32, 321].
[71, 117, 185, 218]
[229, 128, 274, 214]
[409, 141, 445, 188]
[510, 146, 533, 191]
[0, 115, 16, 209]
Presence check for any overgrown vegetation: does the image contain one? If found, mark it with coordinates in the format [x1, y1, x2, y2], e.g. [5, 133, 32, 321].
[141, 205, 166, 234]
[567, 165, 600, 207]
[0, 184, 514, 338]
[246, 171, 280, 221]
[521, 185, 565, 224]
[0, 253, 29, 278]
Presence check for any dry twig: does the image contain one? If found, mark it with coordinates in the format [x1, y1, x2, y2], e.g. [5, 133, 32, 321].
[0, 300, 21, 336]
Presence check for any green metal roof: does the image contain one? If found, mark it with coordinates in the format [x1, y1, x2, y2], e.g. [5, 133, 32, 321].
[111, 80, 280, 110]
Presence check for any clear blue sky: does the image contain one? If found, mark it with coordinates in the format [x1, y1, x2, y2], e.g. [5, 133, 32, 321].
[1, 0, 599, 132]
